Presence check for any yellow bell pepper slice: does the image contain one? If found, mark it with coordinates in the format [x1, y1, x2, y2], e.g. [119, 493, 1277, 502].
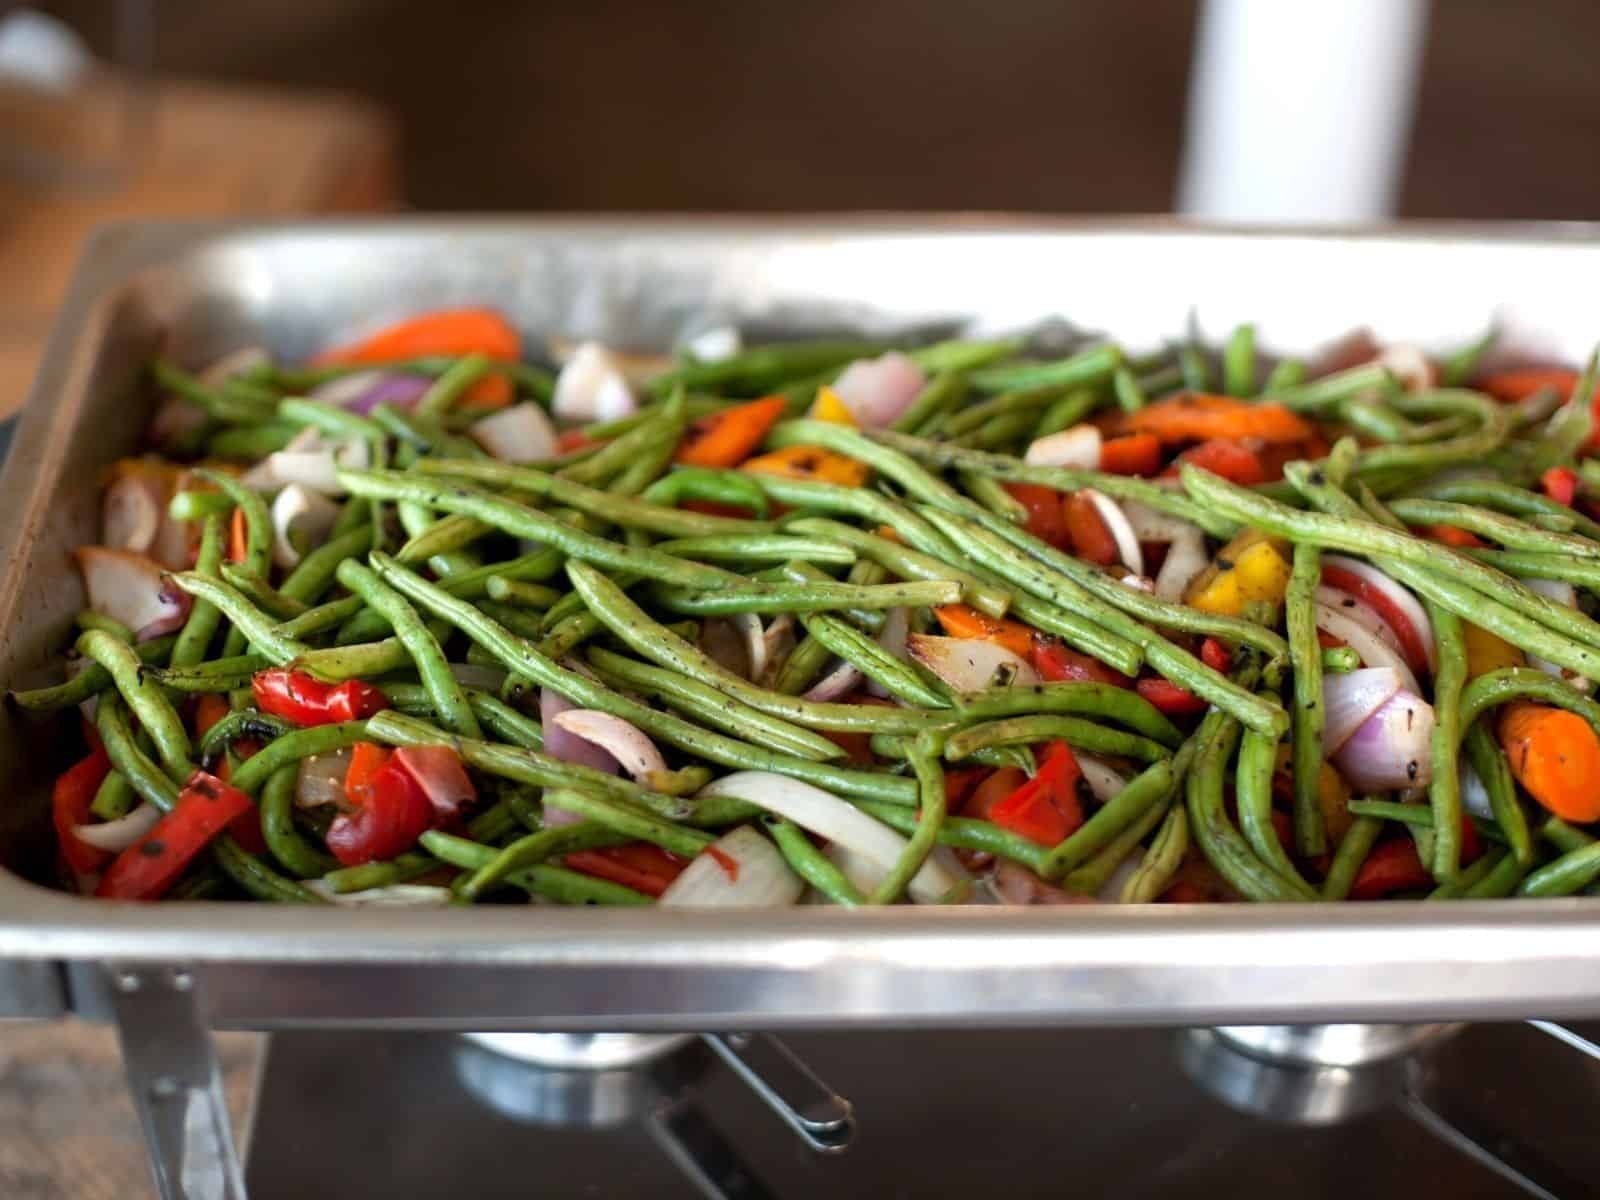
[808, 386, 858, 426]
[741, 444, 870, 488]
[1274, 745, 1353, 846]
[1463, 622, 1524, 678]
[1185, 531, 1292, 618]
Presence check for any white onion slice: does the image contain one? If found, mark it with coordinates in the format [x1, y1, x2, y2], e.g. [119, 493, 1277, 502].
[551, 710, 667, 780]
[75, 546, 179, 635]
[1119, 499, 1201, 544]
[803, 659, 865, 702]
[758, 615, 796, 688]
[540, 688, 619, 778]
[1376, 344, 1436, 393]
[1314, 585, 1402, 654]
[1332, 689, 1435, 791]
[680, 325, 741, 364]
[1100, 849, 1144, 903]
[552, 342, 636, 422]
[830, 352, 926, 427]
[1322, 667, 1403, 755]
[1314, 601, 1419, 693]
[699, 772, 961, 904]
[1024, 423, 1101, 468]
[270, 483, 340, 569]
[992, 858, 1095, 905]
[102, 472, 162, 556]
[1082, 489, 1143, 576]
[866, 607, 912, 700]
[906, 634, 1039, 694]
[825, 842, 973, 902]
[1523, 578, 1592, 690]
[547, 336, 676, 382]
[303, 881, 453, 906]
[1155, 530, 1210, 602]
[297, 748, 353, 808]
[1074, 753, 1127, 805]
[71, 801, 159, 852]
[470, 402, 558, 463]
[732, 613, 768, 683]
[1459, 760, 1493, 821]
[137, 578, 192, 641]
[658, 826, 803, 908]
[1322, 555, 1435, 671]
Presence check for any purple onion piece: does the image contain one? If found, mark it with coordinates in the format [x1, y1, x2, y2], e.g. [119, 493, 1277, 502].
[137, 580, 193, 641]
[540, 688, 618, 825]
[348, 374, 432, 416]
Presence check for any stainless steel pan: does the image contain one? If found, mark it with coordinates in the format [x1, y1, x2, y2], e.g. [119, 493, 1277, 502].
[3, 217, 1599, 1031]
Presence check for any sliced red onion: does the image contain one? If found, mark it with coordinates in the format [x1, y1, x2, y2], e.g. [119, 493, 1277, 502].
[76, 546, 181, 636]
[552, 342, 636, 422]
[1083, 489, 1143, 576]
[149, 393, 209, 449]
[758, 615, 796, 688]
[308, 369, 385, 408]
[137, 577, 193, 641]
[700, 771, 961, 904]
[1074, 753, 1127, 804]
[907, 634, 1040, 694]
[551, 711, 667, 780]
[1024, 423, 1101, 468]
[470, 402, 558, 463]
[993, 858, 1096, 905]
[1314, 585, 1403, 654]
[102, 472, 163, 556]
[392, 746, 477, 820]
[271, 483, 341, 569]
[350, 373, 433, 415]
[658, 826, 803, 908]
[304, 881, 453, 905]
[731, 613, 768, 682]
[1332, 689, 1435, 792]
[699, 618, 751, 678]
[72, 801, 160, 852]
[830, 352, 927, 427]
[1120, 499, 1201, 544]
[540, 688, 619, 775]
[1459, 759, 1493, 821]
[1154, 530, 1210, 602]
[1322, 667, 1403, 755]
[803, 659, 865, 701]
[296, 748, 353, 808]
[1314, 601, 1419, 693]
[1121, 574, 1156, 593]
[866, 607, 911, 699]
[1321, 555, 1435, 671]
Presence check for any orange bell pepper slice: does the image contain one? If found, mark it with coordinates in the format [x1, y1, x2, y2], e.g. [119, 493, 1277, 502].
[741, 443, 870, 487]
[676, 396, 787, 468]
[1130, 393, 1315, 445]
[931, 605, 1034, 659]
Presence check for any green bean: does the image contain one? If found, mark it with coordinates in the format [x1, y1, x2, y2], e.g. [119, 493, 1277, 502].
[891, 370, 968, 434]
[148, 653, 270, 693]
[652, 577, 960, 618]
[652, 534, 855, 566]
[1462, 851, 1527, 899]
[276, 526, 376, 607]
[1320, 814, 1383, 900]
[1178, 343, 1212, 392]
[75, 610, 134, 640]
[560, 391, 686, 485]
[96, 692, 179, 812]
[1038, 757, 1177, 881]
[330, 495, 371, 538]
[277, 395, 385, 443]
[856, 802, 1050, 876]
[544, 788, 712, 859]
[1459, 667, 1600, 734]
[1351, 389, 1513, 478]
[169, 574, 310, 665]
[1285, 542, 1327, 855]
[482, 577, 561, 608]
[781, 518, 1011, 618]
[194, 469, 271, 577]
[1136, 363, 1184, 396]
[796, 614, 947, 708]
[341, 469, 738, 590]
[1222, 323, 1255, 396]
[370, 402, 481, 459]
[1428, 847, 1506, 900]
[1033, 389, 1099, 438]
[1463, 720, 1532, 867]
[1439, 327, 1497, 386]
[454, 818, 641, 901]
[275, 597, 362, 641]
[1237, 719, 1308, 889]
[968, 344, 1120, 394]
[1112, 366, 1147, 413]
[1386, 498, 1600, 559]
[941, 388, 1052, 438]
[1321, 645, 1361, 674]
[321, 851, 440, 894]
[220, 565, 307, 620]
[10, 636, 178, 712]
[76, 630, 192, 783]
[954, 682, 1182, 746]
[1426, 603, 1467, 882]
[197, 711, 294, 763]
[772, 631, 833, 696]
[421, 831, 651, 905]
[756, 815, 862, 906]
[91, 769, 137, 821]
[1267, 362, 1395, 412]
[411, 352, 491, 420]
[868, 739, 946, 904]
[649, 340, 884, 397]
[956, 471, 1028, 525]
[1527, 351, 1597, 477]
[608, 403, 687, 498]
[640, 467, 770, 519]
[1405, 478, 1600, 542]
[260, 766, 337, 878]
[364, 570, 920, 803]
[1461, 550, 1600, 594]
[535, 610, 603, 659]
[168, 516, 227, 667]
[907, 336, 1027, 374]
[1262, 358, 1307, 393]
[335, 549, 565, 646]
[1540, 816, 1594, 856]
[567, 561, 940, 736]
[336, 559, 479, 738]
[1061, 794, 1171, 897]
[1119, 806, 1188, 903]
[206, 422, 301, 460]
[151, 358, 276, 422]
[225, 721, 372, 797]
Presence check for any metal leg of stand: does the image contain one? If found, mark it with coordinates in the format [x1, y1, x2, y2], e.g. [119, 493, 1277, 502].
[104, 963, 248, 1200]
[701, 1033, 856, 1154]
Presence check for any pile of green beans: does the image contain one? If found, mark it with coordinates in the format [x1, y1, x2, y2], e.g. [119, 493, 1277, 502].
[17, 319, 1600, 909]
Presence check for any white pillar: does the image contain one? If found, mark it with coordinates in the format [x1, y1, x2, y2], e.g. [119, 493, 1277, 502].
[1178, 0, 1431, 223]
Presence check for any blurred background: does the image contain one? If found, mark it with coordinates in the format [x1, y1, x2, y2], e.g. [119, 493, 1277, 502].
[1, 0, 1599, 405]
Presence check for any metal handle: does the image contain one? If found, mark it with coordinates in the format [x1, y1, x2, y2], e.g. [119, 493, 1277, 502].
[105, 964, 247, 1200]
[701, 1033, 856, 1154]
[1526, 1019, 1600, 1065]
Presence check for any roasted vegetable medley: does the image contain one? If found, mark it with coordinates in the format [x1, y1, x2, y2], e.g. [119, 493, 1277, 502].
[20, 307, 1600, 906]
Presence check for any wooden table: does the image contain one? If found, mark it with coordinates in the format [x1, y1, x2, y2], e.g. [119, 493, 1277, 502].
[0, 75, 398, 417]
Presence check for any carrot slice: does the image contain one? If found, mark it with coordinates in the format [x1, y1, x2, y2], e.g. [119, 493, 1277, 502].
[931, 605, 1035, 659]
[312, 307, 520, 366]
[1499, 702, 1600, 822]
[227, 508, 248, 563]
[1063, 492, 1117, 565]
[675, 396, 787, 468]
[1130, 393, 1315, 445]
[1098, 433, 1161, 476]
[1476, 368, 1579, 404]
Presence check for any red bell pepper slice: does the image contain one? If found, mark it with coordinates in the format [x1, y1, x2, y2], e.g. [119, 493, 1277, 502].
[1349, 838, 1432, 900]
[1542, 466, 1579, 508]
[1172, 438, 1266, 486]
[53, 747, 113, 875]
[1002, 483, 1071, 549]
[943, 766, 989, 809]
[987, 741, 1085, 847]
[1030, 639, 1131, 688]
[961, 767, 1028, 822]
[391, 744, 476, 820]
[344, 742, 391, 807]
[1063, 492, 1118, 565]
[1098, 433, 1162, 477]
[96, 770, 255, 900]
[325, 755, 433, 866]
[564, 844, 689, 897]
[1136, 677, 1210, 715]
[1200, 637, 1232, 673]
[1319, 565, 1431, 675]
[251, 669, 389, 727]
